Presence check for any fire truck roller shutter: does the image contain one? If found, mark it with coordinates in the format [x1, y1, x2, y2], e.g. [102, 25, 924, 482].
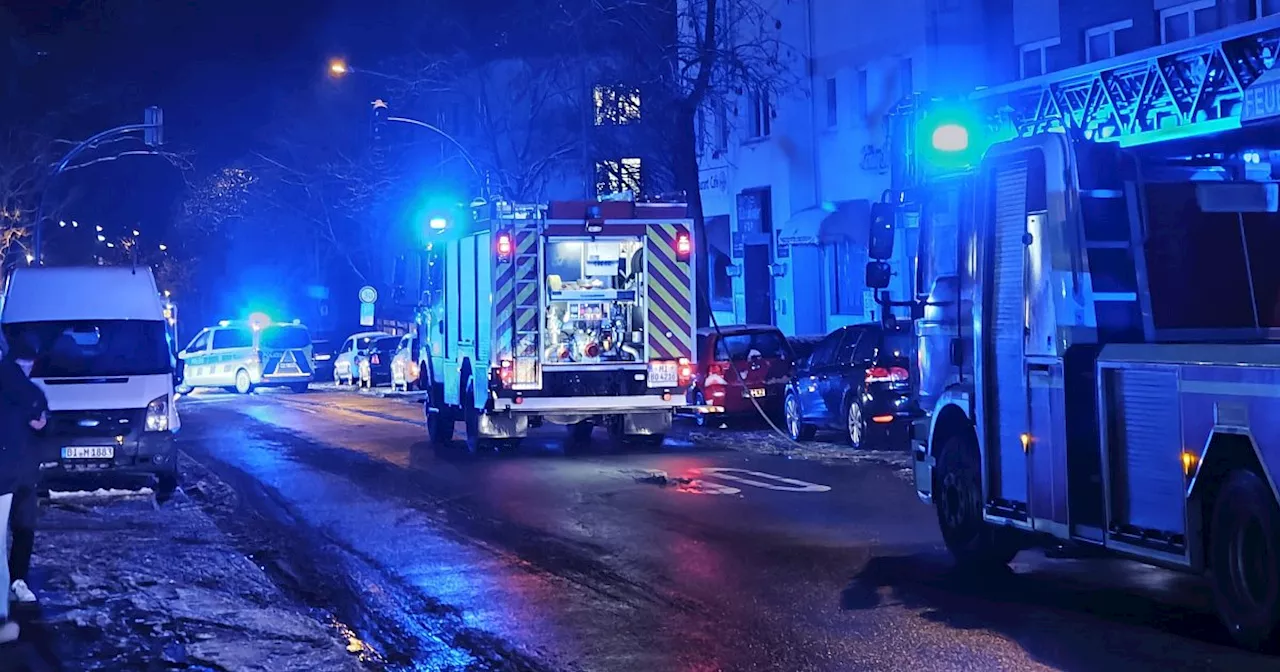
[645, 223, 694, 361]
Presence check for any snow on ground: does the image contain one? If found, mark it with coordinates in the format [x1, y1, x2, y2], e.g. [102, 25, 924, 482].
[47, 487, 154, 501]
[686, 426, 915, 481]
[18, 460, 363, 672]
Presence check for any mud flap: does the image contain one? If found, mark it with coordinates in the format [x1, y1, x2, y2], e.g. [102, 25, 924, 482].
[478, 412, 529, 439]
[621, 412, 671, 436]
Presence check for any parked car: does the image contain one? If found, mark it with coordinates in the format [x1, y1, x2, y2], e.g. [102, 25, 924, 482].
[311, 338, 336, 381]
[333, 331, 387, 385]
[389, 333, 419, 391]
[355, 335, 400, 388]
[688, 325, 794, 426]
[784, 322, 918, 447]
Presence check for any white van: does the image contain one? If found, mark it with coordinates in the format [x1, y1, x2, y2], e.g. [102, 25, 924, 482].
[0, 266, 180, 492]
[178, 320, 314, 394]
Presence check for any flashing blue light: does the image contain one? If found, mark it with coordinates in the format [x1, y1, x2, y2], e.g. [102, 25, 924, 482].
[428, 217, 448, 230]
[931, 123, 969, 152]
[247, 312, 271, 330]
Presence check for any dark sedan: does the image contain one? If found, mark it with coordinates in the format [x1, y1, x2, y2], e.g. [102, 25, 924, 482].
[355, 335, 399, 388]
[783, 322, 918, 448]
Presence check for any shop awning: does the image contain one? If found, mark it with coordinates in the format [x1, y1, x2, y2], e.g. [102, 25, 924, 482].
[777, 200, 869, 246]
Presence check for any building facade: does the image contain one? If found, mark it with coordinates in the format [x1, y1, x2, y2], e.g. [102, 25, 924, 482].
[697, 0, 1280, 336]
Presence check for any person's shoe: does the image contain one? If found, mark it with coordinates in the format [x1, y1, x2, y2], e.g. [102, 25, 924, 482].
[0, 620, 19, 644]
[9, 580, 36, 604]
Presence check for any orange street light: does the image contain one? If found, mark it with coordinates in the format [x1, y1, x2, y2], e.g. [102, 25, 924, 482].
[328, 58, 349, 77]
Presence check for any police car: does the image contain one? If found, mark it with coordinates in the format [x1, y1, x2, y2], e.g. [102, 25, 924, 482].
[178, 316, 314, 394]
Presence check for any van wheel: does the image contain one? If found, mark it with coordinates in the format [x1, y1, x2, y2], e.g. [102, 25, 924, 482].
[290, 383, 309, 393]
[234, 369, 254, 395]
[155, 468, 179, 504]
[935, 433, 1019, 570]
[1210, 469, 1280, 651]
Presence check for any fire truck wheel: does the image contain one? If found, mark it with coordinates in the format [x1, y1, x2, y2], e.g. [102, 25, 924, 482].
[426, 408, 455, 447]
[935, 434, 1019, 570]
[1210, 469, 1280, 651]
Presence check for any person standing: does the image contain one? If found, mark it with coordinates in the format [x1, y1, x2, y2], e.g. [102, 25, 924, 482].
[0, 337, 48, 644]
[8, 341, 46, 607]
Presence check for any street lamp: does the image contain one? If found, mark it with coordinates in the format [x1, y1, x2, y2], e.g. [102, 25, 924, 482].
[159, 244, 167, 252]
[328, 58, 349, 77]
[428, 217, 448, 231]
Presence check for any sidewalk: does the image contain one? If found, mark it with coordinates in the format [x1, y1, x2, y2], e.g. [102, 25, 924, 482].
[0, 466, 364, 671]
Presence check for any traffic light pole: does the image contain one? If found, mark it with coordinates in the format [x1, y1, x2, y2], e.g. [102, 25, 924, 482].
[31, 108, 163, 264]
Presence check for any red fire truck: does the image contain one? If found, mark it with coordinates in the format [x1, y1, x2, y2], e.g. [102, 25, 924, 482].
[875, 16, 1280, 649]
[417, 197, 696, 453]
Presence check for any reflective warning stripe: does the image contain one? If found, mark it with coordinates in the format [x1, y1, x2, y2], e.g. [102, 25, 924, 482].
[494, 255, 515, 361]
[645, 223, 693, 361]
[513, 228, 540, 358]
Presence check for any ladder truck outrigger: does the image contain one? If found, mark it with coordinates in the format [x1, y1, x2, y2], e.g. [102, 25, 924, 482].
[416, 196, 696, 454]
[871, 15, 1280, 649]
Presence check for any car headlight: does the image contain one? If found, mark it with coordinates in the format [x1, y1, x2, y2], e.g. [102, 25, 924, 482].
[146, 394, 170, 432]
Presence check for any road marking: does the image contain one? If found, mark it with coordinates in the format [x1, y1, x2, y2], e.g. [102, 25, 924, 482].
[694, 468, 831, 492]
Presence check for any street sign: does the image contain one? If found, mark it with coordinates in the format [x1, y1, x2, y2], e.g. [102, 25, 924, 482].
[358, 286, 378, 304]
[359, 302, 375, 327]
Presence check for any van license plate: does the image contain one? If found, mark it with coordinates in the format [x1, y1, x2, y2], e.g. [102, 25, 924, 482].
[62, 446, 114, 460]
[749, 388, 767, 398]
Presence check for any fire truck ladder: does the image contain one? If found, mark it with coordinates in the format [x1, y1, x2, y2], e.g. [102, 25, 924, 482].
[976, 14, 1280, 144]
[512, 215, 542, 361]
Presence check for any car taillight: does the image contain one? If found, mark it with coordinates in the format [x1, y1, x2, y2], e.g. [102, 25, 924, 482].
[707, 361, 729, 377]
[675, 232, 692, 261]
[866, 366, 909, 383]
[678, 357, 693, 386]
[371, 354, 381, 365]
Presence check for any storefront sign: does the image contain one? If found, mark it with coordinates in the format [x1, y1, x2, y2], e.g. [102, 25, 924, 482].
[699, 167, 728, 194]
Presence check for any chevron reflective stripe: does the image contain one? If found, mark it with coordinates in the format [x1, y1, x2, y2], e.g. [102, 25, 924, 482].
[494, 256, 516, 361]
[645, 223, 693, 361]
[513, 229, 540, 357]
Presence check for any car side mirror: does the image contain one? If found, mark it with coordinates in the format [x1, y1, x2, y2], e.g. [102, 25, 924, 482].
[868, 202, 896, 260]
[865, 261, 892, 289]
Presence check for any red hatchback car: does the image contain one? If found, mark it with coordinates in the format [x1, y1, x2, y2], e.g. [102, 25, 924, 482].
[688, 325, 795, 425]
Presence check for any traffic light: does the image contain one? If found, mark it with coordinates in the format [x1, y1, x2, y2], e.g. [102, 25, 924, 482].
[371, 99, 388, 145]
[144, 106, 164, 147]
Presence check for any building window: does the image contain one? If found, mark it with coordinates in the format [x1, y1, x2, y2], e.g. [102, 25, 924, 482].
[898, 58, 913, 99]
[593, 85, 641, 125]
[748, 89, 771, 139]
[1019, 38, 1059, 79]
[1085, 19, 1133, 62]
[855, 68, 868, 122]
[1262, 0, 1280, 17]
[830, 240, 863, 315]
[1161, 0, 1217, 44]
[825, 77, 838, 128]
[595, 158, 642, 196]
[715, 101, 730, 151]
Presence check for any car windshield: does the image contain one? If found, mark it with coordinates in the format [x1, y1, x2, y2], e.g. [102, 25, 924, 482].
[716, 331, 790, 361]
[373, 337, 400, 354]
[5, 319, 172, 378]
[261, 325, 310, 349]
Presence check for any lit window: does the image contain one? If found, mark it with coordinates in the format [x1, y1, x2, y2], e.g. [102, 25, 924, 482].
[1019, 38, 1059, 79]
[1161, 0, 1217, 44]
[1085, 19, 1132, 63]
[593, 85, 641, 125]
[595, 158, 642, 197]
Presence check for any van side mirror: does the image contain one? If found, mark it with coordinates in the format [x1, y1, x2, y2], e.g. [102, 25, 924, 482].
[868, 202, 896, 260]
[865, 261, 892, 289]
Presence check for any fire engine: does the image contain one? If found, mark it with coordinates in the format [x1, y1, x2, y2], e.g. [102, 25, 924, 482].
[417, 197, 696, 453]
[874, 16, 1280, 649]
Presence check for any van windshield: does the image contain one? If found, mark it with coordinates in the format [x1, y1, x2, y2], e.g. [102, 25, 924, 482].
[261, 325, 310, 349]
[5, 320, 172, 378]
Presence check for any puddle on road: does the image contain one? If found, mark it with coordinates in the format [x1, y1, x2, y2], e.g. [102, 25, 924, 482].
[624, 469, 742, 495]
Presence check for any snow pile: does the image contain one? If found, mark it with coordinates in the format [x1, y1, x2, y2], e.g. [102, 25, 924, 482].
[48, 487, 154, 501]
[689, 427, 914, 480]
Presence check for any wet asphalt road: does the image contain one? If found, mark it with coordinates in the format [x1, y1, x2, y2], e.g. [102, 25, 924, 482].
[177, 387, 1276, 672]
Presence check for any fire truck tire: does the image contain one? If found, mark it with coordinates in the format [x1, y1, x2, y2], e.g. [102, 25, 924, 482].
[935, 434, 1019, 570]
[1210, 469, 1280, 651]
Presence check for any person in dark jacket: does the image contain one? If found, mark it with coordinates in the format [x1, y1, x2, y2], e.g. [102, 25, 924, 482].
[0, 335, 47, 644]
[6, 335, 47, 608]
